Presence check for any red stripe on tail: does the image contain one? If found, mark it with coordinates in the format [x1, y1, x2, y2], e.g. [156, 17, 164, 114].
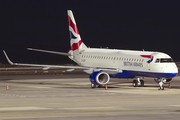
[71, 40, 82, 51]
[68, 16, 79, 34]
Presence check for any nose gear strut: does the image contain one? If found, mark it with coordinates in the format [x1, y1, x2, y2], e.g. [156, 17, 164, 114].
[158, 81, 164, 90]
[158, 78, 167, 90]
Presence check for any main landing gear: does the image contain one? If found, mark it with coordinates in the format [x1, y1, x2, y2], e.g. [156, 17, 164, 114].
[91, 83, 103, 88]
[132, 78, 144, 87]
[91, 83, 96, 88]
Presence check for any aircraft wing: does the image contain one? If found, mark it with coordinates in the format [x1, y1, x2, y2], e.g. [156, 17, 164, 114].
[3, 50, 122, 74]
[3, 50, 87, 69]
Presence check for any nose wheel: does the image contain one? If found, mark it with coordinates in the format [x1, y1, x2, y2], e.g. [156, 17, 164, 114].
[158, 86, 164, 90]
[158, 81, 164, 90]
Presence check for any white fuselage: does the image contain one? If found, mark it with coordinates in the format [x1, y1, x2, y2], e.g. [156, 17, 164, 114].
[70, 48, 178, 78]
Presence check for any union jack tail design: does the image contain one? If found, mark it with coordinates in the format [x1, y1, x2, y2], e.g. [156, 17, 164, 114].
[67, 10, 87, 51]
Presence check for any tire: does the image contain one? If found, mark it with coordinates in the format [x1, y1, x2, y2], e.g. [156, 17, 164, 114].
[140, 80, 144, 87]
[132, 80, 138, 87]
[161, 87, 164, 90]
[158, 86, 164, 90]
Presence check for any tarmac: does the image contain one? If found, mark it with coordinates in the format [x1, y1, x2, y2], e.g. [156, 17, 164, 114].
[0, 68, 180, 120]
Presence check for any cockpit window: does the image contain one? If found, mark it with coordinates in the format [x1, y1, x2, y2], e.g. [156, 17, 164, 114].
[155, 58, 173, 63]
[160, 58, 173, 63]
[155, 59, 160, 63]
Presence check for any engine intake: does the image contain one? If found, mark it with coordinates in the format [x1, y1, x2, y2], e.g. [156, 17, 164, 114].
[90, 71, 110, 85]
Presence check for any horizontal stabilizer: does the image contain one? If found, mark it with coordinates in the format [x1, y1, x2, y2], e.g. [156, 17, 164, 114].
[27, 48, 72, 56]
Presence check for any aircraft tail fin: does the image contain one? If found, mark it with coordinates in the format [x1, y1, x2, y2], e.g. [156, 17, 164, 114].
[67, 10, 87, 51]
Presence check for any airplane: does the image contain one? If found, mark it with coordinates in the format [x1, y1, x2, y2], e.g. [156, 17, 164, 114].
[3, 10, 178, 90]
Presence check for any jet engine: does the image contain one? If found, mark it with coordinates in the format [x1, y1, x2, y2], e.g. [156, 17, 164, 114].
[90, 71, 110, 85]
[154, 78, 173, 84]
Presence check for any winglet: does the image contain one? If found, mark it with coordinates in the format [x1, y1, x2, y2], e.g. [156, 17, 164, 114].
[3, 50, 14, 65]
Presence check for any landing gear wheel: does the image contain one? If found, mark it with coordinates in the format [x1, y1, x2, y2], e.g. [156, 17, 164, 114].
[132, 80, 138, 87]
[91, 83, 96, 88]
[158, 86, 164, 90]
[140, 80, 144, 87]
[158, 80, 164, 90]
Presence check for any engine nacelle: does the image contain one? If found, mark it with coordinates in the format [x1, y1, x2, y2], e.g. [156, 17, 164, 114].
[90, 71, 110, 85]
[154, 78, 173, 84]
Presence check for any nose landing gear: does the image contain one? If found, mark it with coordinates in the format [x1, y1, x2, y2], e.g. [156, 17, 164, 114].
[158, 78, 167, 90]
[154, 78, 167, 90]
[158, 81, 164, 90]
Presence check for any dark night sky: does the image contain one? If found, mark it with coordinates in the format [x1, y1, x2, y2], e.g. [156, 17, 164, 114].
[0, 0, 180, 64]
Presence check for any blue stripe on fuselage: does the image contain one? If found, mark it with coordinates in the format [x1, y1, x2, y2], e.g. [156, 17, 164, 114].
[110, 70, 178, 78]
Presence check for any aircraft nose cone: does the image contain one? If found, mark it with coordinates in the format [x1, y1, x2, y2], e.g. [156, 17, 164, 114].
[165, 64, 178, 77]
[166, 73, 178, 77]
[170, 66, 178, 77]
